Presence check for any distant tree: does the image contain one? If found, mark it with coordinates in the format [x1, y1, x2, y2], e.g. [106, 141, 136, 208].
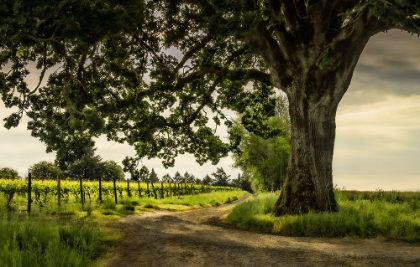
[230, 173, 252, 193]
[202, 175, 213, 185]
[67, 151, 103, 180]
[29, 161, 63, 180]
[139, 166, 150, 182]
[0, 167, 19, 180]
[102, 160, 124, 181]
[230, 173, 242, 187]
[173, 171, 183, 184]
[149, 168, 159, 182]
[211, 168, 230, 186]
[161, 174, 172, 183]
[184, 172, 196, 184]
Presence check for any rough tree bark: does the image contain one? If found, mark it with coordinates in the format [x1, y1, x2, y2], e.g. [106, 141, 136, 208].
[241, 3, 387, 215]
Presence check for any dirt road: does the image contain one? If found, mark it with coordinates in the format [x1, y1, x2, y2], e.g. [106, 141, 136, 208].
[105, 195, 420, 267]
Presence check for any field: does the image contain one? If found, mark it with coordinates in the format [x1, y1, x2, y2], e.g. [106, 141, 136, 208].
[0, 178, 236, 212]
[225, 189, 420, 242]
[0, 178, 244, 267]
[3, 178, 420, 266]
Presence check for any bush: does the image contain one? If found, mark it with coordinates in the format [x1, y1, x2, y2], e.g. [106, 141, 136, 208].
[28, 161, 63, 180]
[0, 167, 19, 180]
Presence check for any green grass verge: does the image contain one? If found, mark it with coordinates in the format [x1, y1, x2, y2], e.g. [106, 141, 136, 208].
[0, 212, 102, 267]
[0, 190, 245, 266]
[224, 191, 420, 242]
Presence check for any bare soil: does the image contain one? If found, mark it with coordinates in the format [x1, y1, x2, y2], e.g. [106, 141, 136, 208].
[104, 194, 420, 267]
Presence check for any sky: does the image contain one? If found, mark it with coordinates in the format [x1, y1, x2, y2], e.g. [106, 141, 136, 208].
[1, 30, 420, 191]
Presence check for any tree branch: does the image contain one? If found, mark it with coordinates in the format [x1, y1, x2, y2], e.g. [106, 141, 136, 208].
[156, 78, 221, 129]
[222, 69, 272, 86]
[175, 34, 212, 72]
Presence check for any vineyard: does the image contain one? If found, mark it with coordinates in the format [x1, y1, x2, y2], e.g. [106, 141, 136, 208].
[0, 178, 238, 213]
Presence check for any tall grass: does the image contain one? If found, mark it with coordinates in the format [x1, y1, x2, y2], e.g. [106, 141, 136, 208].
[0, 189, 245, 266]
[0, 212, 101, 267]
[225, 190, 420, 242]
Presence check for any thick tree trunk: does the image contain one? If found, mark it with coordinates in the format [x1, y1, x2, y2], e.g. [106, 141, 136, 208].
[273, 81, 342, 215]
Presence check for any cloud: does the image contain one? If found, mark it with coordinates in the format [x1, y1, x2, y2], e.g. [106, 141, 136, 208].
[334, 95, 420, 190]
[346, 30, 420, 98]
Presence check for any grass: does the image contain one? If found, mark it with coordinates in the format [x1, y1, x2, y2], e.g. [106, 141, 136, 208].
[0, 212, 102, 267]
[224, 190, 420, 242]
[0, 189, 245, 266]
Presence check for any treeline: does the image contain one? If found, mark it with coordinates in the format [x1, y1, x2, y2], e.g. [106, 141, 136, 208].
[0, 161, 244, 190]
[0, 160, 250, 190]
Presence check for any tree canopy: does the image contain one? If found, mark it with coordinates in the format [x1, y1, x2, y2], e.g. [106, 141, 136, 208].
[230, 95, 290, 192]
[29, 161, 63, 180]
[102, 160, 124, 181]
[211, 167, 231, 186]
[0, 167, 19, 180]
[67, 150, 103, 180]
[1, 0, 419, 215]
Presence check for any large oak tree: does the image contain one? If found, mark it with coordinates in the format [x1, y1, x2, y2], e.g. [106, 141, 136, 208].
[1, 0, 419, 215]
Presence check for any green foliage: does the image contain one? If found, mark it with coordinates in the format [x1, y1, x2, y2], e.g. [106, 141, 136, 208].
[0, 167, 19, 180]
[211, 167, 230, 186]
[173, 171, 183, 184]
[29, 161, 63, 180]
[0, 178, 238, 212]
[184, 172, 194, 184]
[202, 174, 213, 185]
[230, 173, 252, 192]
[225, 191, 420, 242]
[102, 160, 124, 181]
[230, 96, 290, 192]
[149, 168, 159, 183]
[67, 150, 103, 180]
[161, 173, 172, 183]
[2, 0, 420, 214]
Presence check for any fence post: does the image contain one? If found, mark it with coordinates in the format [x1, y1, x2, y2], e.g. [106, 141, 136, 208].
[127, 179, 131, 197]
[99, 177, 102, 203]
[79, 177, 84, 205]
[113, 177, 118, 204]
[57, 175, 61, 207]
[27, 172, 32, 213]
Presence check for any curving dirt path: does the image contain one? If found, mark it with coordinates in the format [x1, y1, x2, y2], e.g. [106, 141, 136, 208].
[104, 195, 420, 267]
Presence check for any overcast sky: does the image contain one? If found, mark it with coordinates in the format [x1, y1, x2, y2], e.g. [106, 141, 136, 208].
[1, 30, 420, 190]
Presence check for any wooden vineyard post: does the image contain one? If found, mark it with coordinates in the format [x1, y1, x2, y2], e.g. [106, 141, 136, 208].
[151, 181, 157, 200]
[161, 182, 164, 199]
[127, 179, 131, 197]
[137, 180, 142, 198]
[79, 177, 84, 205]
[27, 172, 32, 214]
[57, 175, 61, 207]
[113, 177, 118, 204]
[99, 177, 102, 203]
